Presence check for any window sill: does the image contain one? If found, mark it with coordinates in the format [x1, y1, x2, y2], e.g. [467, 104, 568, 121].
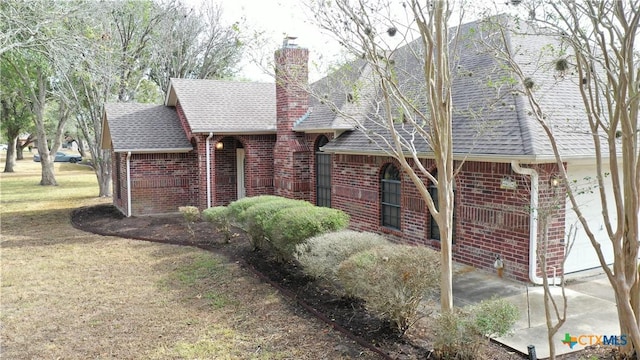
[380, 226, 402, 237]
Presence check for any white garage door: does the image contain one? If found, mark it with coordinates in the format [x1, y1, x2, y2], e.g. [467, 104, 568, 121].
[563, 164, 615, 273]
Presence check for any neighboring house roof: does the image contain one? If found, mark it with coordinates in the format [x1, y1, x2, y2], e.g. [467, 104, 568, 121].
[102, 103, 192, 153]
[165, 78, 277, 134]
[320, 18, 600, 161]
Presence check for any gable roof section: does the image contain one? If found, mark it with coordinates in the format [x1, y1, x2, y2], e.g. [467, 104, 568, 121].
[102, 103, 192, 153]
[320, 18, 599, 161]
[292, 60, 368, 132]
[166, 78, 276, 134]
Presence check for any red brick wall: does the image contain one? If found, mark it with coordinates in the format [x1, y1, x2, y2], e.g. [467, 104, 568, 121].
[330, 155, 566, 282]
[175, 101, 193, 138]
[274, 45, 310, 199]
[111, 150, 128, 215]
[455, 162, 532, 281]
[127, 152, 198, 215]
[243, 135, 276, 197]
[191, 134, 277, 208]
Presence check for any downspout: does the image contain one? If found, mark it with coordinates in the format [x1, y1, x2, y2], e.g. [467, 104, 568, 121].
[206, 132, 213, 208]
[510, 161, 544, 285]
[126, 152, 132, 217]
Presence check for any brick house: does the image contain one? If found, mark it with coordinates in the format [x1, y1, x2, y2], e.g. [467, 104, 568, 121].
[102, 26, 615, 283]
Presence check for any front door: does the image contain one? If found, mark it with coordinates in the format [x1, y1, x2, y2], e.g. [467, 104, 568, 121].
[236, 148, 246, 199]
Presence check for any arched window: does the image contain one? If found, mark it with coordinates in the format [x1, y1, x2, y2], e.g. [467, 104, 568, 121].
[429, 171, 456, 242]
[381, 163, 401, 229]
[315, 135, 331, 207]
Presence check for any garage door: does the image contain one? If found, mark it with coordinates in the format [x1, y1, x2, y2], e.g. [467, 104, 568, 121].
[563, 164, 615, 273]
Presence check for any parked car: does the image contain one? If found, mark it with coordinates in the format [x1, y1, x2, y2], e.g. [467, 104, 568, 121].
[33, 152, 82, 163]
[0, 144, 8, 151]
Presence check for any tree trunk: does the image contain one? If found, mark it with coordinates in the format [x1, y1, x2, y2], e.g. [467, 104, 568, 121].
[15, 141, 23, 160]
[32, 69, 57, 186]
[18, 134, 34, 160]
[438, 175, 455, 312]
[3, 136, 17, 172]
[95, 149, 112, 197]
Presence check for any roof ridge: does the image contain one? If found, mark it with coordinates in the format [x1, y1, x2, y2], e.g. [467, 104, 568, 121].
[503, 29, 536, 156]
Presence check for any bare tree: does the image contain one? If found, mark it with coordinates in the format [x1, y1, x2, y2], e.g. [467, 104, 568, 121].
[309, 0, 463, 311]
[148, 1, 244, 94]
[0, 1, 79, 56]
[485, 1, 640, 355]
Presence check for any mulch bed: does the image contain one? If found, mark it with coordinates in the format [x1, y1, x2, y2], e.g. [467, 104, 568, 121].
[71, 204, 628, 360]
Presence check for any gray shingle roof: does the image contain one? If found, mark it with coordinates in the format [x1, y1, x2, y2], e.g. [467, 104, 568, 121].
[292, 60, 368, 132]
[103, 103, 192, 153]
[167, 78, 276, 133]
[321, 18, 599, 160]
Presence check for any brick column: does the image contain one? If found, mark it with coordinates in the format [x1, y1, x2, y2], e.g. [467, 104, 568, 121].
[273, 38, 311, 200]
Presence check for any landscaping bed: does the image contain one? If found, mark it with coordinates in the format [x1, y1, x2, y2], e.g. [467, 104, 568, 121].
[71, 204, 620, 360]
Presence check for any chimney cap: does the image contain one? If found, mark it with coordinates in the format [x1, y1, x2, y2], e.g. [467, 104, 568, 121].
[283, 36, 298, 48]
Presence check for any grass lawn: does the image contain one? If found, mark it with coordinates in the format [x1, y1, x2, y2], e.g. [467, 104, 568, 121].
[0, 154, 374, 359]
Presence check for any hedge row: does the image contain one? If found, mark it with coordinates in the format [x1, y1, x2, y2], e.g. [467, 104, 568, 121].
[295, 230, 441, 334]
[209, 195, 349, 261]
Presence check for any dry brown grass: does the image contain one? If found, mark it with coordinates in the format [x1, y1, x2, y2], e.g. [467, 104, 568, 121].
[0, 155, 376, 359]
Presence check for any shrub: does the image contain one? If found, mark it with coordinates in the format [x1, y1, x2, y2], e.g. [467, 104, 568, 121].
[471, 297, 519, 338]
[433, 298, 519, 359]
[336, 244, 441, 334]
[178, 206, 200, 237]
[312, 207, 350, 232]
[433, 309, 480, 360]
[202, 206, 233, 243]
[243, 199, 311, 250]
[267, 206, 350, 262]
[226, 195, 282, 226]
[295, 230, 389, 283]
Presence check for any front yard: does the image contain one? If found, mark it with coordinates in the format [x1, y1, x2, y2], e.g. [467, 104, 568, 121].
[0, 155, 373, 359]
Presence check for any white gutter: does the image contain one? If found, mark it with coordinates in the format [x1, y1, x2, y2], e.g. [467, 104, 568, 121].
[511, 161, 556, 285]
[126, 152, 132, 217]
[206, 132, 213, 208]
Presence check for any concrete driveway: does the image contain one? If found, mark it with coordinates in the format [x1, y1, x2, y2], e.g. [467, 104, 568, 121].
[452, 265, 619, 359]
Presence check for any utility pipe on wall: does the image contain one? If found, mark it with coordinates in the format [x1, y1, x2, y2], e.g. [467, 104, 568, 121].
[511, 161, 556, 285]
[126, 152, 132, 217]
[206, 132, 213, 208]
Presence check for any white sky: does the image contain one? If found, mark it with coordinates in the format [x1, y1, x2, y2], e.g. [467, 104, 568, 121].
[195, 0, 343, 82]
[189, 0, 515, 82]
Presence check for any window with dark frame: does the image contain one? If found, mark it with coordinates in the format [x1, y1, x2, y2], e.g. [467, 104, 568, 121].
[381, 163, 401, 230]
[429, 171, 456, 242]
[315, 136, 331, 208]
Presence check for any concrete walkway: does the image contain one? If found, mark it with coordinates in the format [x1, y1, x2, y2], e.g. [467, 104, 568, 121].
[452, 265, 619, 359]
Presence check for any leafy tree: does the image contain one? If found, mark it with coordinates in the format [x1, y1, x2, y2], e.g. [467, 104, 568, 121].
[1, 53, 34, 172]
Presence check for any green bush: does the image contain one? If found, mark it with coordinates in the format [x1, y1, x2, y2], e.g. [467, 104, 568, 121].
[243, 199, 311, 250]
[295, 230, 389, 283]
[336, 244, 440, 334]
[471, 297, 519, 338]
[267, 206, 349, 262]
[433, 298, 519, 359]
[202, 206, 233, 243]
[226, 195, 282, 226]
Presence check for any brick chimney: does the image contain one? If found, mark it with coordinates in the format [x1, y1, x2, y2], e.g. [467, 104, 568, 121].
[273, 37, 311, 200]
